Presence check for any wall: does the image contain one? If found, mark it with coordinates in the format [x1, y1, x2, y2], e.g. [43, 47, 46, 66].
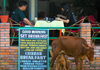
[0, 0, 3, 7]
[0, 0, 9, 11]
[0, 23, 18, 70]
[0, 23, 100, 70]
[38, 1, 49, 17]
[37, 0, 74, 18]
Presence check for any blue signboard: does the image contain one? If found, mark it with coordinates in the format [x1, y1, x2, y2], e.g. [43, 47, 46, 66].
[18, 28, 49, 70]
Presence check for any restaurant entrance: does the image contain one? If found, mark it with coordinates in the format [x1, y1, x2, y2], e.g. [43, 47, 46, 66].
[37, 0, 67, 38]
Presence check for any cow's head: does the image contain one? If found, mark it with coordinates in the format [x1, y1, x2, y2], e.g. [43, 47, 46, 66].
[82, 43, 94, 64]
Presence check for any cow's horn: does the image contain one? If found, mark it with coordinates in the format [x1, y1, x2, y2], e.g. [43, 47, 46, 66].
[82, 44, 89, 49]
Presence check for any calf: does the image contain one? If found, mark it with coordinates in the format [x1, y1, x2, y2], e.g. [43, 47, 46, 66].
[56, 51, 71, 70]
[49, 36, 94, 70]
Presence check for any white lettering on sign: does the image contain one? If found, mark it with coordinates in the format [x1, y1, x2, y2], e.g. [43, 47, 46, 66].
[25, 52, 42, 55]
[35, 56, 46, 60]
[20, 34, 27, 38]
[28, 34, 47, 38]
[22, 30, 31, 33]
[20, 55, 46, 59]
[20, 55, 34, 59]
[32, 31, 46, 33]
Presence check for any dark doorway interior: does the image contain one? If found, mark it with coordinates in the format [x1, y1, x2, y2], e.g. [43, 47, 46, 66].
[96, 0, 100, 22]
[96, 0, 100, 44]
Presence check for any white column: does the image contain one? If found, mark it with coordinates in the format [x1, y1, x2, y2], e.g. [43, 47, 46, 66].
[29, 0, 36, 20]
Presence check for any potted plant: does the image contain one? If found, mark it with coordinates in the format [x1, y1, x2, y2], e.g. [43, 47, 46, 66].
[0, 12, 9, 23]
[0, 0, 9, 23]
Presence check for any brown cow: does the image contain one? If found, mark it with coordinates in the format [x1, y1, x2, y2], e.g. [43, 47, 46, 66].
[49, 36, 94, 70]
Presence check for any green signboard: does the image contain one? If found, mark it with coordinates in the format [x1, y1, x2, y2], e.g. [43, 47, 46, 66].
[18, 28, 49, 70]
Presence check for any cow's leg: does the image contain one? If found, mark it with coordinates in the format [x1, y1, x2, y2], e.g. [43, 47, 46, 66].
[50, 46, 62, 68]
[50, 52, 58, 67]
[74, 57, 79, 70]
[80, 59, 83, 70]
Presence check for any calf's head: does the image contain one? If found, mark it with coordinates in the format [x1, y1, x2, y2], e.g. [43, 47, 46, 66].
[83, 43, 94, 64]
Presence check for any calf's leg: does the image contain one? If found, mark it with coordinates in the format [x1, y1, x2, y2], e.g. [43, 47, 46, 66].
[49, 66, 51, 70]
[56, 62, 59, 70]
[63, 62, 67, 70]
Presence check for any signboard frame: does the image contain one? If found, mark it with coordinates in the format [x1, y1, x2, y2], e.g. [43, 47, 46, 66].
[18, 28, 49, 70]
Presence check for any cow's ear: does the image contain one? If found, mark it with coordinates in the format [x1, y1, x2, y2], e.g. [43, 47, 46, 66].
[92, 43, 95, 48]
[82, 44, 89, 49]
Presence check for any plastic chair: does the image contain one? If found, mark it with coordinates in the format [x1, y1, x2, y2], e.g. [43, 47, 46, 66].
[8, 18, 24, 45]
[88, 15, 100, 42]
[64, 16, 86, 37]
